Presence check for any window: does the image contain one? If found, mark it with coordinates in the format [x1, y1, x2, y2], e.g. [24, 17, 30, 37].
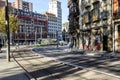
[92, 2, 100, 22]
[103, 0, 107, 4]
[92, 8, 100, 22]
[83, 12, 90, 23]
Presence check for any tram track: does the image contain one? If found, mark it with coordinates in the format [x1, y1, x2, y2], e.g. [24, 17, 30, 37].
[11, 46, 120, 80]
[11, 46, 89, 80]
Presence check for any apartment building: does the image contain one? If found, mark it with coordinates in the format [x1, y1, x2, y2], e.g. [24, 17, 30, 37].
[113, 0, 120, 52]
[12, 0, 33, 12]
[10, 0, 48, 44]
[43, 12, 57, 39]
[48, 0, 62, 40]
[68, 0, 80, 48]
[68, 0, 120, 52]
[80, 0, 112, 51]
[12, 8, 48, 44]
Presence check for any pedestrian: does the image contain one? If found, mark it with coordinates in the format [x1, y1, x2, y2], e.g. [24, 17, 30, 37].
[15, 43, 19, 49]
[83, 40, 86, 50]
[86, 39, 88, 50]
[94, 35, 101, 51]
[0, 43, 2, 52]
[88, 39, 91, 50]
[69, 41, 73, 49]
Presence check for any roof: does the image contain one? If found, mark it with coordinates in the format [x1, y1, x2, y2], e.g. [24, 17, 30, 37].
[43, 12, 56, 16]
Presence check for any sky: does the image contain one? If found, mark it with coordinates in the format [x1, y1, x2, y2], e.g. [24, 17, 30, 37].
[8, 0, 69, 23]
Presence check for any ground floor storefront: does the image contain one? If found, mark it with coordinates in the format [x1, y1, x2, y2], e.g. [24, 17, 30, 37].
[78, 22, 114, 52]
[114, 21, 120, 52]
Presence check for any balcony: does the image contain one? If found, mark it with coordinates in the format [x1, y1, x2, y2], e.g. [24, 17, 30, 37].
[84, 1, 91, 8]
[92, 9, 100, 22]
[92, 15, 99, 22]
[113, 11, 120, 19]
[69, 8, 79, 17]
[92, 0, 100, 4]
[101, 11, 108, 20]
[83, 12, 91, 24]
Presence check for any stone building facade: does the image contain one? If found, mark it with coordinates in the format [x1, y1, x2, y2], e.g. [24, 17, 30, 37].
[68, 0, 118, 52]
[80, 0, 113, 51]
[68, 0, 80, 48]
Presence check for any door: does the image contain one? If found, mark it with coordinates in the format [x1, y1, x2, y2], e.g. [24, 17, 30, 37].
[103, 36, 108, 51]
[118, 28, 120, 52]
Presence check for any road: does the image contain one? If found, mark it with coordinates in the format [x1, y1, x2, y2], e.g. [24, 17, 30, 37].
[32, 46, 120, 79]
[13, 46, 92, 80]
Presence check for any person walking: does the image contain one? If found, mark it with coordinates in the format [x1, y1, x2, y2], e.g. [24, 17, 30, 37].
[86, 39, 88, 50]
[15, 43, 19, 49]
[94, 35, 101, 51]
[88, 38, 91, 50]
[0, 43, 2, 52]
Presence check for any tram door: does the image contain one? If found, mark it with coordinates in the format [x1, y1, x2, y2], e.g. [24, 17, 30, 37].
[118, 28, 120, 52]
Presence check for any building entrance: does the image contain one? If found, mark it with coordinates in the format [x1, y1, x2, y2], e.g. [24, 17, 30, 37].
[103, 36, 108, 51]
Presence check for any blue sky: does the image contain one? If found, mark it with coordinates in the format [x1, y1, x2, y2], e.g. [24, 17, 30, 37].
[9, 0, 69, 23]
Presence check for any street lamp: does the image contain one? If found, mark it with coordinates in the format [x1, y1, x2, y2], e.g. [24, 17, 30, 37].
[111, 0, 115, 53]
[35, 28, 37, 44]
[5, 0, 10, 62]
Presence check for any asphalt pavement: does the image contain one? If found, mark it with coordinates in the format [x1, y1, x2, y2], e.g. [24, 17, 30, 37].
[1, 45, 120, 80]
[32, 46, 120, 80]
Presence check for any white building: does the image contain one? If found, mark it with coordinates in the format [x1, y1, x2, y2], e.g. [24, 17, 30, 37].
[43, 12, 57, 39]
[48, 0, 62, 40]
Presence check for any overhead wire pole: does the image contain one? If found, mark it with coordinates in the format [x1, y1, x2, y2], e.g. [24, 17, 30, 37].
[5, 0, 10, 62]
[112, 0, 115, 53]
[35, 25, 37, 44]
[56, 30, 58, 48]
[41, 26, 42, 40]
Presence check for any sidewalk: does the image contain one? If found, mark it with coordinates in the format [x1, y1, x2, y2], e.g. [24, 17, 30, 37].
[67, 48, 120, 58]
[0, 45, 120, 80]
[0, 46, 29, 80]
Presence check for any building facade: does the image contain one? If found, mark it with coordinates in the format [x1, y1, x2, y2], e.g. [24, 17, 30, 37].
[43, 12, 57, 39]
[113, 0, 120, 52]
[48, 0, 62, 40]
[68, 0, 120, 52]
[12, 0, 33, 12]
[68, 0, 80, 48]
[80, 0, 113, 51]
[12, 8, 48, 44]
[11, 0, 48, 44]
[62, 22, 69, 42]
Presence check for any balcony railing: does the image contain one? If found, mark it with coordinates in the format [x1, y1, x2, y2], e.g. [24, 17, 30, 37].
[101, 11, 108, 20]
[91, 9, 100, 22]
[84, 1, 91, 8]
[92, 0, 100, 4]
[113, 11, 120, 19]
[83, 12, 91, 24]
